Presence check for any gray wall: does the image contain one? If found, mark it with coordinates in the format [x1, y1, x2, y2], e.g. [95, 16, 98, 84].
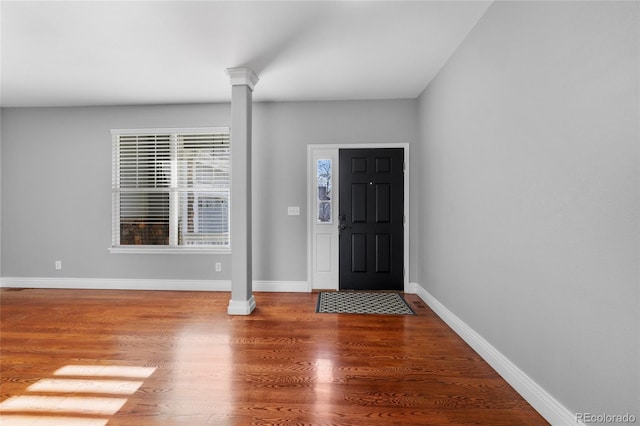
[417, 0, 639, 418]
[0, 99, 419, 281]
[0, 110, 3, 278]
[253, 100, 419, 282]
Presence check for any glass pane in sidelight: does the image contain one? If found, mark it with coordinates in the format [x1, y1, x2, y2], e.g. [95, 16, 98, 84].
[317, 159, 332, 223]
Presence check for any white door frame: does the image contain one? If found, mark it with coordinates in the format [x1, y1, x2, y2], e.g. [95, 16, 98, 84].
[307, 143, 410, 292]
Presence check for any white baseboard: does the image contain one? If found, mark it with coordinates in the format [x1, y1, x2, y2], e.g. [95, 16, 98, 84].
[414, 284, 581, 426]
[254, 280, 309, 292]
[405, 282, 419, 294]
[0, 277, 310, 293]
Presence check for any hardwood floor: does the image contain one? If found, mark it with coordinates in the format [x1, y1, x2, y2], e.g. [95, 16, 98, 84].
[0, 289, 548, 425]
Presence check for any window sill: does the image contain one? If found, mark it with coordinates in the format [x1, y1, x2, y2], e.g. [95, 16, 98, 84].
[108, 247, 231, 255]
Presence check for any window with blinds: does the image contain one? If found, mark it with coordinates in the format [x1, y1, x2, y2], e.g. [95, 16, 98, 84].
[111, 128, 230, 250]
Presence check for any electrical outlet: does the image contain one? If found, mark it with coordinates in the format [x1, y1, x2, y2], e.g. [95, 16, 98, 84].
[55, 261, 62, 270]
[215, 262, 222, 272]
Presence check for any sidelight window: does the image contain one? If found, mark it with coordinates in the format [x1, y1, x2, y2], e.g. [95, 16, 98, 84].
[317, 159, 332, 223]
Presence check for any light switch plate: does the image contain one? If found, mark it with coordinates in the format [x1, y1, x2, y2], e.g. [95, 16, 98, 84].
[288, 206, 300, 216]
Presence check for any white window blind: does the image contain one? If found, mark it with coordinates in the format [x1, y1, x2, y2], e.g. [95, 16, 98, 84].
[112, 128, 230, 250]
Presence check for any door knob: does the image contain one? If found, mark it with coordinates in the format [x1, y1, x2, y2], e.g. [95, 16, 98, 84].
[339, 224, 352, 230]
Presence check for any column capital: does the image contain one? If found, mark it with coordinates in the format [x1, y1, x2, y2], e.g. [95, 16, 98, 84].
[225, 68, 259, 91]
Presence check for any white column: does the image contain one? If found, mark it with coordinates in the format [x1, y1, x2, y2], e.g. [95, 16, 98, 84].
[226, 68, 259, 315]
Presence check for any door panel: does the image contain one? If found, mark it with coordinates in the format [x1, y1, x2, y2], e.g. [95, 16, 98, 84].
[351, 234, 367, 272]
[375, 184, 391, 223]
[351, 157, 368, 173]
[339, 148, 404, 291]
[376, 234, 391, 273]
[315, 234, 332, 272]
[351, 184, 368, 223]
[310, 148, 339, 290]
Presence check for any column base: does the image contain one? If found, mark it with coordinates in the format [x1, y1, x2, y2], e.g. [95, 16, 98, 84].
[227, 295, 256, 315]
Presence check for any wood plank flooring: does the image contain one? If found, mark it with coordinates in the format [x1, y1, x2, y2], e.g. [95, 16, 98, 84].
[0, 289, 548, 425]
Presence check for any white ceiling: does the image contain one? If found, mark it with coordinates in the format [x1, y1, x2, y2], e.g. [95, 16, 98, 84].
[0, 1, 491, 107]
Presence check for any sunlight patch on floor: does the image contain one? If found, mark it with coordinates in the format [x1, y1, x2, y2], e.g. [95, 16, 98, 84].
[28, 379, 144, 395]
[0, 415, 108, 426]
[53, 365, 155, 378]
[0, 396, 127, 415]
[0, 364, 156, 425]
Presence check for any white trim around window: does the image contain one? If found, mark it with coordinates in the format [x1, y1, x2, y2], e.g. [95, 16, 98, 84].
[110, 127, 231, 254]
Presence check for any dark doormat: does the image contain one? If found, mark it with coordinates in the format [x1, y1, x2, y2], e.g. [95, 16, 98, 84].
[316, 291, 415, 315]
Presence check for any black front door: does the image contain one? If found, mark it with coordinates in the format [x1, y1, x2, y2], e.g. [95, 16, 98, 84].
[338, 148, 404, 291]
